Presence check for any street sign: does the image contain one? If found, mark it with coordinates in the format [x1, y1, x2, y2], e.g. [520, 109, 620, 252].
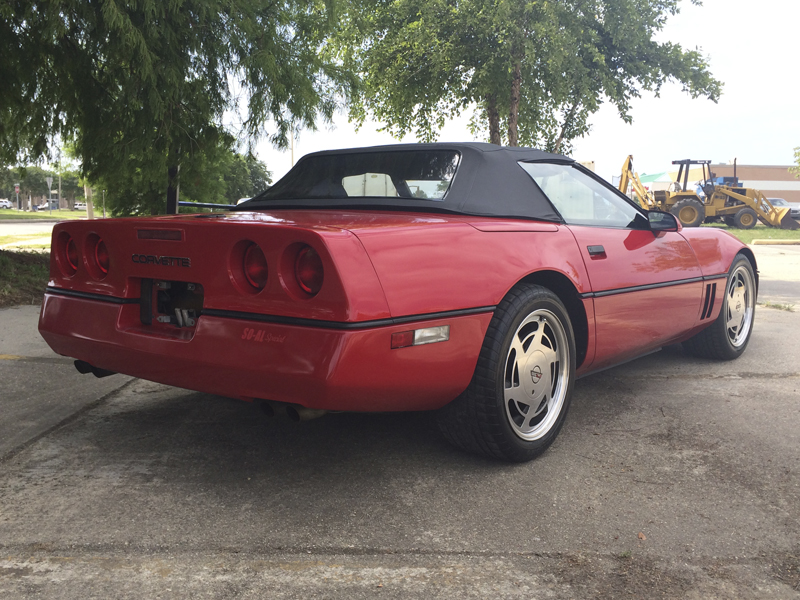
[14, 183, 19, 194]
[45, 177, 53, 189]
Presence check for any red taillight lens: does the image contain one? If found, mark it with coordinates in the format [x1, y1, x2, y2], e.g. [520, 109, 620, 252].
[95, 239, 109, 274]
[66, 237, 79, 272]
[295, 246, 324, 295]
[56, 231, 79, 277]
[243, 244, 268, 290]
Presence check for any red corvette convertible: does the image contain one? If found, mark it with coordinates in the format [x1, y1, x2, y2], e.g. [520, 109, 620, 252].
[39, 143, 757, 462]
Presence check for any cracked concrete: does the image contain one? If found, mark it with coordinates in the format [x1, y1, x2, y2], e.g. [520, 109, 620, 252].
[0, 248, 799, 598]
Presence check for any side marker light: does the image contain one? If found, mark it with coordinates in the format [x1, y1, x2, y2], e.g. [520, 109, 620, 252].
[391, 325, 450, 349]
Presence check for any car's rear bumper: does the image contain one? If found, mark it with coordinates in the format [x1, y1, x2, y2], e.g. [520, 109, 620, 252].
[39, 292, 492, 412]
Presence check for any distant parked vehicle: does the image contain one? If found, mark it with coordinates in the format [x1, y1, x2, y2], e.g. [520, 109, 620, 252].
[768, 198, 800, 220]
[73, 202, 87, 211]
[35, 200, 59, 211]
[0, 199, 13, 209]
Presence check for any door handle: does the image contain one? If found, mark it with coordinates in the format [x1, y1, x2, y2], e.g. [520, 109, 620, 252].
[587, 245, 606, 256]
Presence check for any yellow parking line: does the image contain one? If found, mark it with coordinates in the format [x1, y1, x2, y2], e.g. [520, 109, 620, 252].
[0, 354, 23, 360]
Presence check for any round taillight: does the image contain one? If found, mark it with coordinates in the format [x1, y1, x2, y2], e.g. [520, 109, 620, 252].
[66, 237, 79, 272]
[95, 239, 109, 274]
[295, 246, 324, 295]
[243, 244, 268, 290]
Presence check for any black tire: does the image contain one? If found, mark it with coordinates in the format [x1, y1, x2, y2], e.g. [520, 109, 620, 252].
[733, 207, 757, 229]
[670, 198, 706, 227]
[438, 284, 576, 462]
[722, 216, 735, 227]
[683, 255, 756, 360]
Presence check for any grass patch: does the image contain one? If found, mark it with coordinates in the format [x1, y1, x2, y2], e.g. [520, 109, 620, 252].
[0, 250, 51, 308]
[0, 209, 87, 220]
[758, 300, 795, 312]
[702, 223, 800, 245]
[0, 233, 52, 246]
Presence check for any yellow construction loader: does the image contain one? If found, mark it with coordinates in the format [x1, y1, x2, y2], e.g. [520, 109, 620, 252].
[618, 156, 799, 230]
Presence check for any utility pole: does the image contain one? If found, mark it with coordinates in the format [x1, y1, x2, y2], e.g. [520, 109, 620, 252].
[45, 176, 53, 214]
[102, 190, 106, 218]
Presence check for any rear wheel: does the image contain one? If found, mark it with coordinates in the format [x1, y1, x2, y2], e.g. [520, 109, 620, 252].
[438, 284, 576, 462]
[670, 198, 706, 227]
[722, 215, 735, 227]
[683, 255, 756, 360]
[733, 207, 757, 229]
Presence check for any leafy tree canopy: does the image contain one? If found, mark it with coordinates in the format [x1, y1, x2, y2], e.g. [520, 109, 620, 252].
[346, 0, 722, 153]
[1, 0, 350, 211]
[99, 141, 272, 216]
[791, 147, 800, 179]
[0, 166, 84, 202]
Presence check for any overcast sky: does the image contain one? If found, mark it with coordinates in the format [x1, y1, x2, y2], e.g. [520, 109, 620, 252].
[255, 0, 799, 183]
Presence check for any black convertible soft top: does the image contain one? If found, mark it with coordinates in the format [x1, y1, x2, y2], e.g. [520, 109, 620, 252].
[236, 142, 573, 222]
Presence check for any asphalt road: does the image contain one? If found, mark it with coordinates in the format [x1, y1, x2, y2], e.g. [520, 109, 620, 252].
[0, 249, 799, 598]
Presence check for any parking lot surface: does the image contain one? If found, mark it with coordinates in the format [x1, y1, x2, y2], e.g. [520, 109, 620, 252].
[1, 251, 799, 598]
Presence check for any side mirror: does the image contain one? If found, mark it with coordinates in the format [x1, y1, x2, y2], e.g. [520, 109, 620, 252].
[648, 210, 680, 233]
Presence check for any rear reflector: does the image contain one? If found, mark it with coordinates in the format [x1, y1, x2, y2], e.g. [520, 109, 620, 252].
[95, 239, 109, 274]
[243, 244, 268, 290]
[391, 326, 450, 349]
[66, 237, 79, 272]
[137, 229, 183, 241]
[295, 246, 324, 295]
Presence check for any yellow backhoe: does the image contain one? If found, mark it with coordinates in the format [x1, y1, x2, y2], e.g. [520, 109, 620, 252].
[618, 156, 799, 230]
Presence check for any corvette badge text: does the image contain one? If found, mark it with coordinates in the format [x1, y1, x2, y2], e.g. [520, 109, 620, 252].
[132, 254, 191, 267]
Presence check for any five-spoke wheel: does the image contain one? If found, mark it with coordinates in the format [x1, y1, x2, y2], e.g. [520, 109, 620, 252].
[683, 254, 756, 360]
[438, 284, 576, 462]
[724, 260, 755, 349]
[503, 309, 570, 441]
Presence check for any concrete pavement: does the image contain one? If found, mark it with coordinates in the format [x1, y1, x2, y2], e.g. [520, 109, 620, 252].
[0, 287, 799, 597]
[751, 244, 800, 305]
[0, 305, 131, 458]
[0, 231, 798, 597]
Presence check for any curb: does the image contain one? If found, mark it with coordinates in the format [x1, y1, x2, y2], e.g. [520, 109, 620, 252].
[751, 240, 800, 246]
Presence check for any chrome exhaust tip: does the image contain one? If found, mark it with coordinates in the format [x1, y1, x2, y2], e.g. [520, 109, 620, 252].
[285, 404, 327, 422]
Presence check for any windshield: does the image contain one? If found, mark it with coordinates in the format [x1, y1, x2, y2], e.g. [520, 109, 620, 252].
[251, 150, 460, 202]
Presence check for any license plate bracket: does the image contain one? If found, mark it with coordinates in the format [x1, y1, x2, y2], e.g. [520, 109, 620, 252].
[139, 279, 204, 328]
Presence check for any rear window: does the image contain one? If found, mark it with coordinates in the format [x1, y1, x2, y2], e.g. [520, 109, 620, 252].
[257, 150, 460, 201]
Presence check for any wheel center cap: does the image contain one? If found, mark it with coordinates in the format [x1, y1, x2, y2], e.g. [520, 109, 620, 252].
[522, 350, 547, 399]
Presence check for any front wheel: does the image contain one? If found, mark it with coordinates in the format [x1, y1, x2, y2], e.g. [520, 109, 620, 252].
[683, 255, 756, 360]
[438, 284, 576, 462]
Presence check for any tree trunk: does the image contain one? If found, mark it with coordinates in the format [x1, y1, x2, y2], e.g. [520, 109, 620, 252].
[84, 185, 94, 220]
[507, 61, 521, 147]
[486, 94, 501, 145]
[552, 97, 580, 155]
[166, 163, 180, 214]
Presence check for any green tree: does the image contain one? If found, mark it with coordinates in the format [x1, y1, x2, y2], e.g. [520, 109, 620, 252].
[347, 0, 722, 153]
[1, 164, 85, 208]
[791, 147, 800, 179]
[100, 140, 272, 216]
[1, 0, 351, 213]
[1, 166, 50, 204]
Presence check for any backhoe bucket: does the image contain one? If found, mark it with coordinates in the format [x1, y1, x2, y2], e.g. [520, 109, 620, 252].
[778, 208, 800, 230]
